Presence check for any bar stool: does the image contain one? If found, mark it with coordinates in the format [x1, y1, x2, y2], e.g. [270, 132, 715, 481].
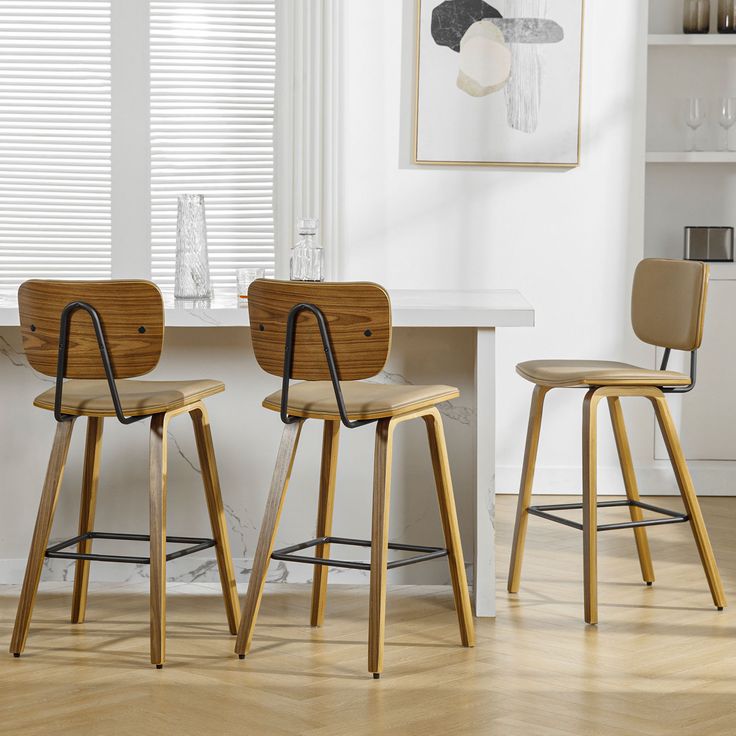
[507, 258, 726, 624]
[9, 280, 240, 667]
[234, 279, 475, 677]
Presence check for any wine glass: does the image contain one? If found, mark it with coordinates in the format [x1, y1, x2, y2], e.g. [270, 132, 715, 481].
[719, 97, 736, 152]
[686, 97, 706, 152]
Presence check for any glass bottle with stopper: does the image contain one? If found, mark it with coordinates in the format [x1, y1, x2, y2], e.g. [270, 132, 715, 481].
[290, 217, 324, 282]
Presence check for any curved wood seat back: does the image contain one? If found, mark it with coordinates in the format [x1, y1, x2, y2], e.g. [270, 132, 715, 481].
[247, 279, 392, 381]
[18, 279, 165, 379]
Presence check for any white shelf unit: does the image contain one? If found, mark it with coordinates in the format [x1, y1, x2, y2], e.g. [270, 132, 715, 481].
[649, 34, 736, 45]
[645, 2, 736, 463]
[646, 151, 736, 163]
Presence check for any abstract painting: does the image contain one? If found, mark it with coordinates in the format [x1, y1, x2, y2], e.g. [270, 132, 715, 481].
[414, 0, 584, 167]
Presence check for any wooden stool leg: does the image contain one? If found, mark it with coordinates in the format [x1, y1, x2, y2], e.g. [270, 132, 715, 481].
[650, 394, 726, 610]
[583, 389, 602, 625]
[423, 408, 475, 647]
[149, 413, 169, 667]
[607, 397, 655, 585]
[368, 418, 393, 678]
[10, 419, 76, 656]
[310, 420, 340, 627]
[71, 417, 104, 624]
[189, 403, 241, 634]
[508, 385, 549, 593]
[235, 419, 304, 657]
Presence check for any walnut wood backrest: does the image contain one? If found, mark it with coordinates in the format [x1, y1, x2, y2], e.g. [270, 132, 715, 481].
[631, 259, 709, 352]
[247, 279, 392, 381]
[18, 280, 165, 379]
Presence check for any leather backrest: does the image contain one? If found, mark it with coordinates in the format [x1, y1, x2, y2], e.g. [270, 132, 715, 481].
[631, 259, 709, 351]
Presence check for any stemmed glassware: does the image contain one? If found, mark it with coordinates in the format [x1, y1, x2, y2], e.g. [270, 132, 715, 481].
[686, 97, 706, 152]
[718, 97, 736, 151]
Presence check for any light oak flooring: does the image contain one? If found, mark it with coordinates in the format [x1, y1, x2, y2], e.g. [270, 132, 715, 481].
[1, 495, 736, 736]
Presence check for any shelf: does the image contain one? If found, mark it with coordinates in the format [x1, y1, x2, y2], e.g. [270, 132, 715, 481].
[646, 152, 736, 163]
[649, 34, 736, 46]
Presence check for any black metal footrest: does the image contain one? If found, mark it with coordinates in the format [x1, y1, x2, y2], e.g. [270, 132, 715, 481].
[271, 536, 448, 571]
[45, 532, 216, 564]
[527, 499, 688, 532]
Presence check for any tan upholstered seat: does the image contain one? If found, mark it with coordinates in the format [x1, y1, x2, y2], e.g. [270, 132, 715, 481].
[516, 360, 691, 388]
[33, 378, 225, 417]
[263, 380, 459, 421]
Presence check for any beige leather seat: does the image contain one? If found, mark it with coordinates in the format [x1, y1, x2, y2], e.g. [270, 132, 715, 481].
[516, 360, 690, 388]
[34, 378, 224, 417]
[263, 381, 458, 421]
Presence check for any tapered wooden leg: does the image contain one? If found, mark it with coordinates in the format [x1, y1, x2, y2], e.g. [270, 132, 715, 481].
[423, 408, 475, 647]
[650, 394, 726, 610]
[368, 418, 393, 678]
[189, 403, 241, 634]
[583, 389, 602, 625]
[508, 385, 549, 593]
[10, 419, 76, 656]
[149, 413, 168, 667]
[607, 397, 655, 585]
[235, 419, 304, 657]
[71, 417, 104, 624]
[310, 420, 340, 627]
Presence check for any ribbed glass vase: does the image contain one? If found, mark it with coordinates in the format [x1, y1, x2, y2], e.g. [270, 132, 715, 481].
[174, 194, 212, 299]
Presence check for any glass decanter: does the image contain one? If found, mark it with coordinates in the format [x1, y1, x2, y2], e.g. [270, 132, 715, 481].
[290, 217, 324, 282]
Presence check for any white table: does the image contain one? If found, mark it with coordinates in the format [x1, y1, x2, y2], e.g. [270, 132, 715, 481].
[0, 288, 534, 616]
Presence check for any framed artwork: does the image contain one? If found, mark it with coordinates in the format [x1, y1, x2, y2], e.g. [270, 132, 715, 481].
[414, 0, 585, 167]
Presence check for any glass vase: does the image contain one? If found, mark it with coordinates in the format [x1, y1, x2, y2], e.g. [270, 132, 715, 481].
[174, 194, 212, 299]
[718, 0, 736, 31]
[683, 0, 711, 32]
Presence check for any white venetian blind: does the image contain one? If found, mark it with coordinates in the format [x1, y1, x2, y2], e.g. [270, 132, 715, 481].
[150, 0, 276, 290]
[0, 1, 112, 290]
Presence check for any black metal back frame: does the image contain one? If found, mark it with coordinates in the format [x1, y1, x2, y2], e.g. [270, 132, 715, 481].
[267, 301, 447, 594]
[54, 300, 147, 424]
[279, 302, 376, 429]
[45, 300, 214, 570]
[659, 347, 697, 394]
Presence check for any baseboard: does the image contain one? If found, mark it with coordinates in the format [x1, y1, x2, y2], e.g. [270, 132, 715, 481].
[497, 461, 736, 496]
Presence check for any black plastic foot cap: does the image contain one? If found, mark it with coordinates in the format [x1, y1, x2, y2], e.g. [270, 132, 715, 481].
[12, 653, 20, 658]
[646, 582, 653, 586]
[156, 664, 163, 669]
[718, 606, 724, 611]
[373, 673, 380, 680]
[238, 654, 245, 660]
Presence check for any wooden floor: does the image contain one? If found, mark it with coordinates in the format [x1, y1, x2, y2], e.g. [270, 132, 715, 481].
[2, 495, 736, 736]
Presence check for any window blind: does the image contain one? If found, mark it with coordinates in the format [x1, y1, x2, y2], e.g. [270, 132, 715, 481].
[150, 0, 276, 290]
[0, 1, 111, 290]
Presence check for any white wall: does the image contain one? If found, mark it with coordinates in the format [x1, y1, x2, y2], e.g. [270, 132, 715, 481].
[341, 0, 651, 493]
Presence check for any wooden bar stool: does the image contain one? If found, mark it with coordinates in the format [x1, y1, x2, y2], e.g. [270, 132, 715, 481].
[234, 280, 475, 677]
[508, 259, 726, 624]
[9, 280, 240, 667]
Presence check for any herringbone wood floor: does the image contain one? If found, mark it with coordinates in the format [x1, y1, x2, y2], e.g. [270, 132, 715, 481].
[2, 495, 735, 736]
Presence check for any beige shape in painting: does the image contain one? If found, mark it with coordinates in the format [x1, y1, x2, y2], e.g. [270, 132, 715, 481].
[457, 20, 511, 97]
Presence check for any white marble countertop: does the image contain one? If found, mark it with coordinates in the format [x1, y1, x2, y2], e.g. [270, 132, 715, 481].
[0, 288, 534, 328]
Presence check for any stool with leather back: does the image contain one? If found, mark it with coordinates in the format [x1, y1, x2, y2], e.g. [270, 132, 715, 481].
[507, 259, 726, 624]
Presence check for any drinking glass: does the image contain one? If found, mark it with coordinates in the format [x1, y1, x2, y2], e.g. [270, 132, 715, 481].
[686, 98, 706, 152]
[719, 97, 736, 151]
[235, 267, 265, 305]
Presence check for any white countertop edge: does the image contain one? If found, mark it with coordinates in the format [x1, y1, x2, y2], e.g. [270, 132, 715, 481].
[0, 289, 535, 329]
